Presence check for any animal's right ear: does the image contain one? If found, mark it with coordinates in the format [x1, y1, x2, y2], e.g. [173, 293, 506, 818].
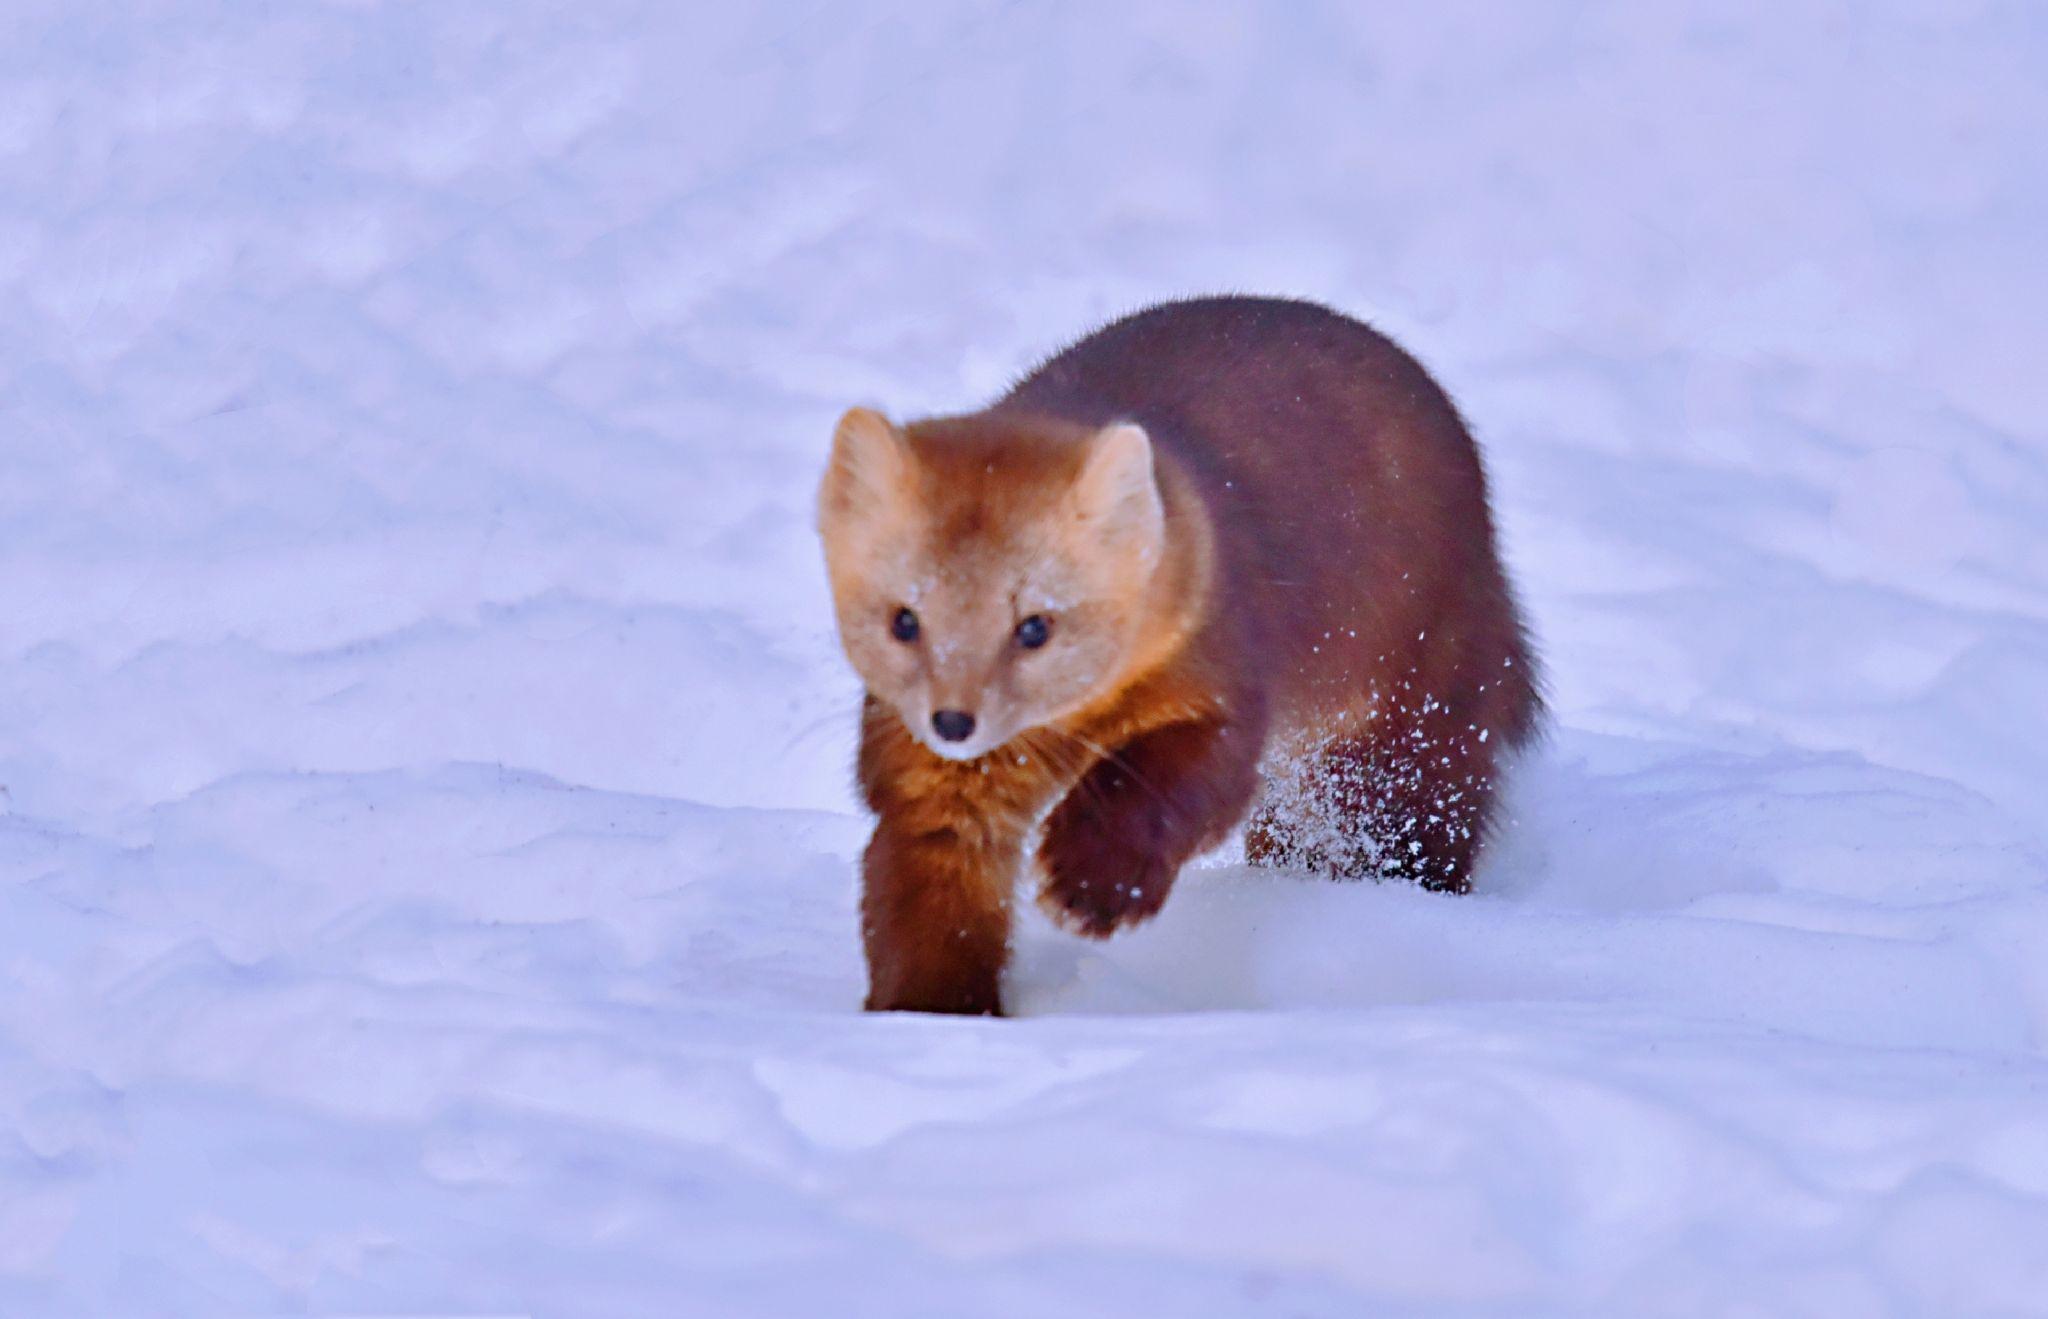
[818, 406, 911, 535]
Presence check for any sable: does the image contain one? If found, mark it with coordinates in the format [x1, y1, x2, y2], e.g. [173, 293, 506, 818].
[819, 296, 1541, 1015]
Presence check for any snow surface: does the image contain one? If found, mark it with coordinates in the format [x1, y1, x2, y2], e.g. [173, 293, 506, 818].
[4, 3, 2048, 1314]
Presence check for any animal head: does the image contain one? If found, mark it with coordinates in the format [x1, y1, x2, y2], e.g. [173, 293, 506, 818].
[817, 406, 1168, 760]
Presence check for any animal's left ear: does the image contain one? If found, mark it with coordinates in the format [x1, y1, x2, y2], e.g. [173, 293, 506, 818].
[1073, 422, 1165, 567]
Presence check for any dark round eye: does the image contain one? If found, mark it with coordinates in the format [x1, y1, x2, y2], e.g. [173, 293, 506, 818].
[1014, 614, 1051, 650]
[890, 607, 920, 643]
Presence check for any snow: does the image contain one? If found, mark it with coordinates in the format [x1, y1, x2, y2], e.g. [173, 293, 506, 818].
[4, 2, 2047, 1314]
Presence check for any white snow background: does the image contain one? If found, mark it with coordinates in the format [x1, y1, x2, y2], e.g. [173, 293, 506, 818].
[4, 3, 2047, 1314]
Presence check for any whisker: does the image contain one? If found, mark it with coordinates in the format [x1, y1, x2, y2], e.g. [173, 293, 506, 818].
[780, 708, 854, 758]
[1058, 728, 1176, 818]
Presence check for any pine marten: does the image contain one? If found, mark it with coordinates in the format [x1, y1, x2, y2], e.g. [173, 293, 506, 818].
[817, 296, 1541, 1015]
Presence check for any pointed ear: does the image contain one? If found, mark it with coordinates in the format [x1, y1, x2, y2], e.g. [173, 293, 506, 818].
[1073, 422, 1165, 567]
[818, 406, 911, 536]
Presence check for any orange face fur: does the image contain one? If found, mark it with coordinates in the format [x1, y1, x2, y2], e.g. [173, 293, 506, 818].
[817, 407, 1169, 761]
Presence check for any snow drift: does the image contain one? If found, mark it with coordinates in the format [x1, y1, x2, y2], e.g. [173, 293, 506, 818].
[2, 3, 2046, 1314]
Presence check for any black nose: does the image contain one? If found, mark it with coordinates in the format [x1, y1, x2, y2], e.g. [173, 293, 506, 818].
[931, 710, 976, 743]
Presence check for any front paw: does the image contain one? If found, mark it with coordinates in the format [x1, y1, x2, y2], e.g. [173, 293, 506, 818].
[1036, 811, 1174, 938]
[865, 985, 1004, 1016]
[863, 957, 1005, 1016]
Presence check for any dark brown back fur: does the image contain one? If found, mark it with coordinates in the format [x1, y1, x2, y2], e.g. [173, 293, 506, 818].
[1000, 296, 1540, 883]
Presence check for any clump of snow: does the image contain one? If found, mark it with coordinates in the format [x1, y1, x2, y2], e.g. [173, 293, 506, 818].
[3, 4, 2046, 1315]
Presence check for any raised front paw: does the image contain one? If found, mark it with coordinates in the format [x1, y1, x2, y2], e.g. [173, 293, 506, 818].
[1036, 804, 1175, 938]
